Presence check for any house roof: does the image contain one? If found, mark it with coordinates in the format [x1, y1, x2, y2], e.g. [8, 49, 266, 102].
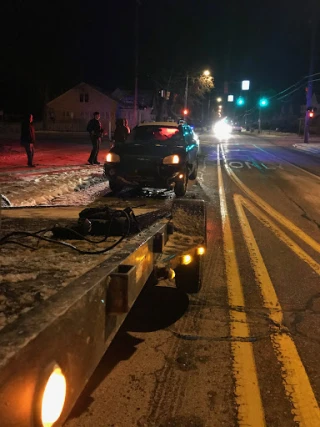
[47, 82, 119, 106]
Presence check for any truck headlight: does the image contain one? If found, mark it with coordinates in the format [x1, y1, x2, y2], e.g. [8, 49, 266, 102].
[41, 364, 67, 427]
[163, 154, 180, 165]
[106, 153, 120, 163]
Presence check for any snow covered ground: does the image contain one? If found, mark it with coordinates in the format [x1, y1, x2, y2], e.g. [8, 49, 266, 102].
[292, 143, 320, 158]
[0, 137, 110, 206]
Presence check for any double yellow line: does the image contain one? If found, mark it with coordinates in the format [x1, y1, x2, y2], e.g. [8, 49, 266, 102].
[217, 145, 266, 426]
[217, 144, 320, 426]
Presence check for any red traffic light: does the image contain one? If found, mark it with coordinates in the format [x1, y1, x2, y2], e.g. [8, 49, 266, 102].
[183, 109, 189, 115]
[309, 111, 314, 118]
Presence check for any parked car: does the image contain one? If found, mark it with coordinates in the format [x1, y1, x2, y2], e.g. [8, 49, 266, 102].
[104, 121, 199, 197]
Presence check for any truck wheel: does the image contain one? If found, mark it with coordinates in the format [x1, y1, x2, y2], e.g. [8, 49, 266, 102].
[174, 172, 188, 197]
[109, 179, 124, 193]
[189, 159, 198, 180]
[175, 258, 202, 294]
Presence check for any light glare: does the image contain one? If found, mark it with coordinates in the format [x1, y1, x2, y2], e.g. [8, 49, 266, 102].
[182, 254, 192, 265]
[41, 366, 67, 427]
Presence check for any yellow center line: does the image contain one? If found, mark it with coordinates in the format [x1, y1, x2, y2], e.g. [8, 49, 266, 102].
[234, 193, 320, 426]
[217, 144, 266, 427]
[220, 144, 320, 254]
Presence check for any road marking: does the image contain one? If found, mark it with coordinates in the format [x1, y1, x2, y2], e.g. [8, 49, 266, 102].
[217, 145, 266, 427]
[235, 195, 320, 276]
[227, 160, 282, 170]
[252, 143, 320, 181]
[220, 144, 320, 254]
[234, 193, 320, 426]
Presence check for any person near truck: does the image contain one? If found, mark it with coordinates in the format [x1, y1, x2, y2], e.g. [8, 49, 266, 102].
[113, 118, 129, 144]
[20, 113, 36, 167]
[87, 111, 104, 165]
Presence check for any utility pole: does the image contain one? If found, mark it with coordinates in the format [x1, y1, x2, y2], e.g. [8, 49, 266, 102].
[184, 72, 189, 110]
[304, 19, 317, 143]
[133, 0, 140, 127]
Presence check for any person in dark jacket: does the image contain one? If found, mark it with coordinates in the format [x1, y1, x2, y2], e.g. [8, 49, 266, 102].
[113, 118, 129, 144]
[20, 113, 36, 167]
[87, 112, 104, 165]
[124, 118, 130, 135]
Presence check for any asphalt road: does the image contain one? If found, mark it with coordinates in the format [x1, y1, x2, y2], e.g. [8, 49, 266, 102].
[64, 133, 320, 427]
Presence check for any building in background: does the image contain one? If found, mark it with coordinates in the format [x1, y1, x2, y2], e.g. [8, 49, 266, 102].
[45, 82, 118, 133]
[112, 88, 155, 128]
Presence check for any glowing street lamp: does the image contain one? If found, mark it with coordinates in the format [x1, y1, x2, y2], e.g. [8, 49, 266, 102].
[217, 97, 222, 103]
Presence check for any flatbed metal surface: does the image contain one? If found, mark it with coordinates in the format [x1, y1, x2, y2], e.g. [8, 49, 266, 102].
[0, 208, 169, 427]
[0, 206, 162, 331]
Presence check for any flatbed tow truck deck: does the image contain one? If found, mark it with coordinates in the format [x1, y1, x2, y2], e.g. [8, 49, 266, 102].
[0, 200, 206, 427]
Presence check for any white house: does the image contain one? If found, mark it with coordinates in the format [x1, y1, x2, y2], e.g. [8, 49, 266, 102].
[45, 82, 119, 132]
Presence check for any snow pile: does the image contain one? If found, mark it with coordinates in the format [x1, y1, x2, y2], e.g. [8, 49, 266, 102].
[1, 168, 106, 206]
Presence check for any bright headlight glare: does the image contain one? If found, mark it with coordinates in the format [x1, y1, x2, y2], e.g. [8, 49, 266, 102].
[163, 154, 180, 165]
[106, 153, 120, 163]
[213, 121, 232, 137]
[181, 254, 192, 265]
[41, 365, 67, 427]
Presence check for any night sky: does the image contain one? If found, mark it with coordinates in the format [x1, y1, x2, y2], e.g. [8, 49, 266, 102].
[1, 0, 319, 115]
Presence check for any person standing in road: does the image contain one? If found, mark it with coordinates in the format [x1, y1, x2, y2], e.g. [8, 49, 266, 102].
[20, 113, 36, 167]
[124, 118, 130, 135]
[87, 112, 104, 165]
[113, 118, 129, 144]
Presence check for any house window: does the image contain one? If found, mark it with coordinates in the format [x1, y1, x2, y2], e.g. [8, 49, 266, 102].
[80, 94, 84, 102]
[84, 94, 89, 102]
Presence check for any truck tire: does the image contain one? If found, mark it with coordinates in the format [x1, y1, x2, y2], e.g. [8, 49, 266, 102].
[175, 257, 202, 294]
[174, 171, 188, 197]
[189, 158, 198, 180]
[109, 179, 124, 194]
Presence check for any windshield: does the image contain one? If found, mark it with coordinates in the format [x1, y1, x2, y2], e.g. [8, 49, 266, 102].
[126, 126, 181, 143]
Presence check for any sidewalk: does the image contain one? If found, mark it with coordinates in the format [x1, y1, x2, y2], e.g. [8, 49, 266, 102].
[0, 139, 110, 172]
[291, 143, 320, 158]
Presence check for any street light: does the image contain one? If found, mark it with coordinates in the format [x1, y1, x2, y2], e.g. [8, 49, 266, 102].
[185, 69, 211, 111]
[217, 97, 222, 103]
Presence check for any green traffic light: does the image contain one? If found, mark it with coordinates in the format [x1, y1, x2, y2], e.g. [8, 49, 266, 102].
[259, 98, 269, 107]
[236, 97, 245, 106]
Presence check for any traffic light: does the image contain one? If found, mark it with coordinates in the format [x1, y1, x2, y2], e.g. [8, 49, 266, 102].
[236, 97, 245, 106]
[259, 98, 269, 107]
[183, 109, 189, 116]
[307, 107, 317, 118]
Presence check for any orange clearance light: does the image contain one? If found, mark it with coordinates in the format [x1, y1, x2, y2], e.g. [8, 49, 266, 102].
[181, 254, 192, 265]
[197, 247, 205, 255]
[178, 173, 184, 179]
[41, 365, 67, 427]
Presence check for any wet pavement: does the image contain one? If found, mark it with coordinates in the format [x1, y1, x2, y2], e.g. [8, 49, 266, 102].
[2, 132, 320, 426]
[61, 133, 320, 427]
